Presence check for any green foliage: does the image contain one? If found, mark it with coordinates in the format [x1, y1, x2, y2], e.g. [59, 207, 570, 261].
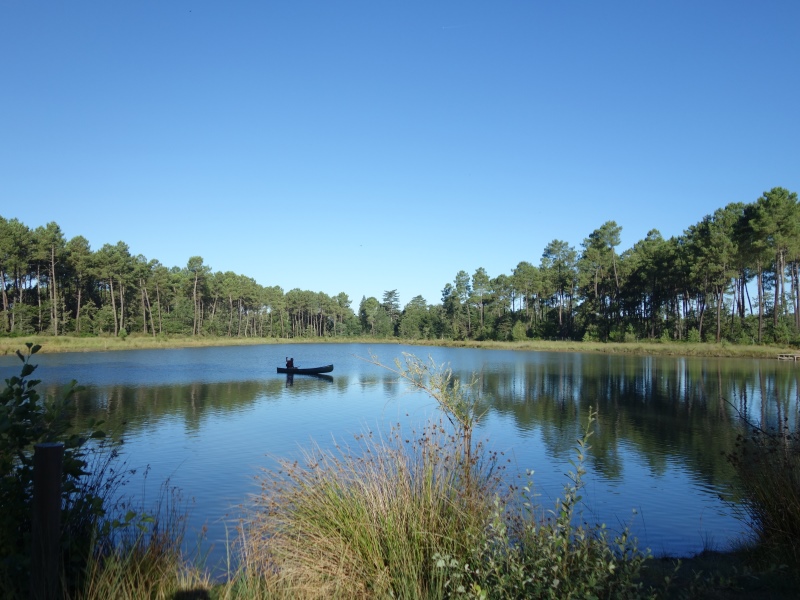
[582, 324, 600, 342]
[10, 304, 36, 335]
[358, 296, 393, 337]
[93, 304, 116, 335]
[493, 314, 514, 341]
[768, 320, 793, 346]
[687, 327, 702, 343]
[0, 344, 111, 598]
[510, 320, 527, 341]
[608, 324, 633, 343]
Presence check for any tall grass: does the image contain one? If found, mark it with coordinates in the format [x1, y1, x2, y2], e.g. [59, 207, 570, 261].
[236, 420, 501, 599]
[75, 480, 210, 600]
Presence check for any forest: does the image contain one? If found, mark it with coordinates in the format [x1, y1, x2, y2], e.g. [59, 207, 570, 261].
[1, 186, 798, 346]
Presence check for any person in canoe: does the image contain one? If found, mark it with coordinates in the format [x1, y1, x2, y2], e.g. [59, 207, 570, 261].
[285, 357, 294, 369]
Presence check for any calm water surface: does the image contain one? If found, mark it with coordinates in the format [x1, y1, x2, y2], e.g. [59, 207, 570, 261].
[3, 343, 798, 573]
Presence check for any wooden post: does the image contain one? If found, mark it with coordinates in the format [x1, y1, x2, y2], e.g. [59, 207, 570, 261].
[31, 442, 64, 600]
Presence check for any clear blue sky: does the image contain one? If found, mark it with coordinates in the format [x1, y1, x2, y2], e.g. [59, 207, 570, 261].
[2, 1, 798, 308]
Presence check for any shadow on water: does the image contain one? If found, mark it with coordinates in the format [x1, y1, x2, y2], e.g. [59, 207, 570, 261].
[285, 373, 334, 386]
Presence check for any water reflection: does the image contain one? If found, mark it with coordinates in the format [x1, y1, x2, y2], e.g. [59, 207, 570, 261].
[473, 355, 800, 505]
[46, 351, 799, 499]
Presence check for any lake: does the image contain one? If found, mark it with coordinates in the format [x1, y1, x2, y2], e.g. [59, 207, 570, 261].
[3, 342, 797, 574]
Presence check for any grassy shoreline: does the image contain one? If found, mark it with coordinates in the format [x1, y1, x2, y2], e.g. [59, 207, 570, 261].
[0, 333, 796, 359]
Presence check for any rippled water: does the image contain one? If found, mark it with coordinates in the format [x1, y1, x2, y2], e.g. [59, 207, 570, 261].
[3, 343, 797, 574]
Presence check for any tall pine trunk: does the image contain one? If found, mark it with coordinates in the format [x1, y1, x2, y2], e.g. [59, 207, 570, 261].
[50, 245, 58, 335]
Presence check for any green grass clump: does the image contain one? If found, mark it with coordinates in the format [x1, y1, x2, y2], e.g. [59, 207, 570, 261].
[237, 420, 499, 599]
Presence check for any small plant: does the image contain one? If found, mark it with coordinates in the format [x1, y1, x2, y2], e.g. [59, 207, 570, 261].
[365, 352, 486, 485]
[583, 324, 600, 342]
[738, 334, 754, 345]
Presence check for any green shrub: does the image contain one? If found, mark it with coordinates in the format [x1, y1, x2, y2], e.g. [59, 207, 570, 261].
[511, 321, 528, 341]
[582, 324, 600, 343]
[768, 321, 793, 346]
[0, 344, 108, 598]
[687, 328, 702, 343]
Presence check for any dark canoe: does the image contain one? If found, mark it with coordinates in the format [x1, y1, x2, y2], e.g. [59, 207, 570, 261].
[277, 364, 334, 375]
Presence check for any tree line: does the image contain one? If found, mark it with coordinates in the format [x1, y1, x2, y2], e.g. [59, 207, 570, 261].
[1, 186, 798, 344]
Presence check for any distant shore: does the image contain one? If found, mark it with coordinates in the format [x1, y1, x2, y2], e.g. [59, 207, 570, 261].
[0, 334, 796, 360]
